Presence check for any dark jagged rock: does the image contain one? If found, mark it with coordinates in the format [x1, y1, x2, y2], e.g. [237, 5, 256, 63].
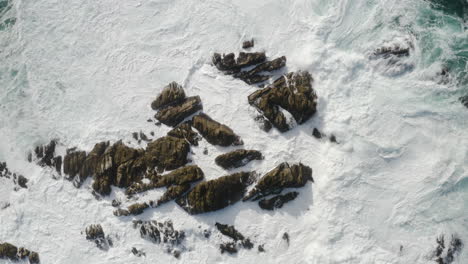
[0, 243, 39, 263]
[63, 150, 87, 182]
[85, 224, 110, 250]
[248, 71, 317, 132]
[154, 184, 191, 207]
[433, 234, 463, 264]
[114, 202, 149, 216]
[215, 149, 263, 169]
[220, 242, 238, 254]
[34, 140, 57, 167]
[192, 113, 243, 147]
[167, 122, 201, 146]
[243, 162, 313, 201]
[145, 136, 190, 172]
[0, 162, 29, 189]
[312, 128, 322, 139]
[236, 52, 266, 68]
[131, 247, 146, 257]
[155, 165, 204, 187]
[215, 223, 245, 241]
[258, 191, 299, 210]
[212, 53, 240, 74]
[155, 96, 203, 127]
[134, 220, 185, 258]
[176, 172, 253, 214]
[242, 39, 254, 49]
[151, 82, 186, 110]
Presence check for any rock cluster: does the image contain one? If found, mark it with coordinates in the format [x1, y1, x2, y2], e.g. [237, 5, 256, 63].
[0, 162, 28, 189]
[152, 82, 203, 127]
[215, 149, 263, 169]
[243, 162, 312, 209]
[176, 172, 254, 214]
[212, 52, 286, 85]
[134, 220, 185, 258]
[215, 223, 254, 254]
[0, 242, 39, 263]
[248, 71, 318, 132]
[85, 224, 112, 250]
[30, 140, 62, 174]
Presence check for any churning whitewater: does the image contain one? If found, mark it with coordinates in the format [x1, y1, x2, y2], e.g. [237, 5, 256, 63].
[0, 0, 467, 263]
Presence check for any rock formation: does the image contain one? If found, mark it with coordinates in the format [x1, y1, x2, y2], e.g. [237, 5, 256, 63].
[215, 149, 263, 169]
[192, 113, 243, 146]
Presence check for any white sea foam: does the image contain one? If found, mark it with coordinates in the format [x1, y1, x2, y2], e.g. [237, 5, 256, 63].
[1, 0, 467, 263]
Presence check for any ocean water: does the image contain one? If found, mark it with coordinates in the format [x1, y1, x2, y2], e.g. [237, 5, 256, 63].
[0, 0, 467, 263]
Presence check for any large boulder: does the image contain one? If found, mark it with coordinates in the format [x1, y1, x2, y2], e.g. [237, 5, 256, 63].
[167, 122, 201, 146]
[155, 96, 203, 127]
[176, 172, 253, 214]
[151, 82, 186, 110]
[248, 71, 317, 132]
[215, 149, 263, 169]
[243, 162, 313, 201]
[192, 113, 243, 147]
[155, 165, 204, 187]
[145, 136, 190, 172]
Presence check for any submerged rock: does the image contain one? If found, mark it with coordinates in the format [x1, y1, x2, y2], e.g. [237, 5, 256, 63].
[34, 140, 58, 167]
[85, 224, 111, 250]
[131, 247, 146, 257]
[258, 191, 299, 210]
[151, 82, 186, 110]
[167, 122, 201, 146]
[192, 113, 243, 147]
[215, 149, 263, 169]
[176, 172, 253, 214]
[243, 162, 313, 201]
[155, 96, 203, 127]
[248, 71, 317, 132]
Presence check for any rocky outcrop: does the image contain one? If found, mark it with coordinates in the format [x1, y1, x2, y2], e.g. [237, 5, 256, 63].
[134, 220, 185, 258]
[176, 172, 253, 214]
[167, 122, 201, 146]
[114, 202, 149, 216]
[0, 162, 28, 189]
[85, 224, 111, 250]
[243, 162, 313, 201]
[0, 243, 39, 263]
[215, 149, 263, 169]
[155, 165, 204, 187]
[258, 191, 299, 210]
[31, 140, 62, 174]
[212, 52, 286, 84]
[145, 136, 190, 172]
[151, 82, 186, 110]
[155, 96, 203, 127]
[248, 71, 317, 132]
[192, 113, 243, 147]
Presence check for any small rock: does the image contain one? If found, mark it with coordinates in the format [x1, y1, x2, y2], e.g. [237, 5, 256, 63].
[203, 147, 208, 155]
[312, 128, 322, 139]
[330, 134, 338, 143]
[242, 39, 254, 49]
[111, 199, 121, 207]
[258, 191, 299, 210]
[258, 244, 265, 252]
[215, 149, 263, 169]
[131, 247, 146, 257]
[282, 232, 290, 245]
[85, 224, 110, 250]
[220, 242, 238, 254]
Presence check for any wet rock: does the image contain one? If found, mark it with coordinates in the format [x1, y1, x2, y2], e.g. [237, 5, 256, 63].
[258, 244, 265, 252]
[312, 128, 322, 139]
[176, 172, 253, 214]
[215, 223, 245, 241]
[236, 52, 266, 68]
[459, 95, 468, 108]
[151, 82, 186, 110]
[242, 39, 254, 49]
[243, 162, 313, 201]
[131, 247, 146, 257]
[114, 202, 149, 216]
[258, 191, 299, 210]
[192, 113, 243, 147]
[16, 175, 28, 188]
[34, 140, 57, 167]
[254, 115, 272, 132]
[215, 149, 263, 169]
[111, 199, 121, 207]
[155, 165, 204, 187]
[0, 162, 29, 189]
[248, 71, 317, 132]
[220, 242, 238, 254]
[134, 220, 185, 257]
[433, 234, 463, 264]
[212, 53, 240, 74]
[155, 96, 203, 127]
[282, 232, 290, 245]
[0, 243, 39, 263]
[85, 224, 110, 250]
[373, 45, 410, 58]
[145, 136, 190, 172]
[63, 150, 87, 182]
[330, 134, 338, 143]
[167, 122, 201, 146]
[154, 184, 191, 207]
